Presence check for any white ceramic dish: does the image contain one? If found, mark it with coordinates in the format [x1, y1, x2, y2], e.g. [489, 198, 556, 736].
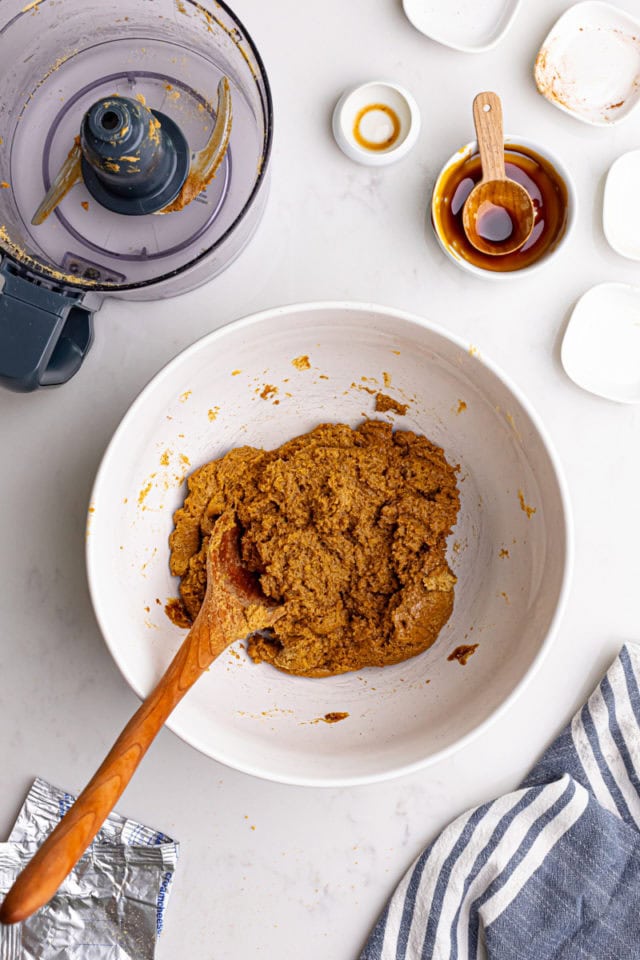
[87, 302, 572, 786]
[561, 283, 640, 403]
[431, 136, 577, 281]
[603, 151, 640, 260]
[534, 1, 640, 126]
[332, 81, 420, 166]
[402, 0, 521, 53]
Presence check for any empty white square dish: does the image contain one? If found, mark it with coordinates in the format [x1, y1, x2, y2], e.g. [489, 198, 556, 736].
[402, 0, 522, 53]
[603, 150, 640, 260]
[535, 1, 640, 125]
[561, 283, 640, 403]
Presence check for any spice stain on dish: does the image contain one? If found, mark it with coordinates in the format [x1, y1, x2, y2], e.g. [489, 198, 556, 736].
[179, 390, 192, 403]
[208, 407, 221, 421]
[456, 400, 467, 414]
[499, 547, 510, 558]
[448, 643, 479, 665]
[534, 3, 640, 126]
[259, 384, 278, 400]
[518, 490, 536, 518]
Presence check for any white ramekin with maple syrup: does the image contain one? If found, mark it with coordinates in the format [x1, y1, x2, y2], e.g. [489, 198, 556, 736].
[431, 136, 576, 278]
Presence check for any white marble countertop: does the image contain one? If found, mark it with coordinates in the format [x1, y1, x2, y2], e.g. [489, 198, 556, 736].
[2, 0, 640, 956]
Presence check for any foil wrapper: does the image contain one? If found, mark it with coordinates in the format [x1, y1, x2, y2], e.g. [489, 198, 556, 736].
[0, 778, 178, 959]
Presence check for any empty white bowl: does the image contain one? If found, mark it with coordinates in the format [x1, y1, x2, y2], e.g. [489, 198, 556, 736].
[87, 302, 572, 786]
[562, 283, 640, 403]
[402, 0, 522, 53]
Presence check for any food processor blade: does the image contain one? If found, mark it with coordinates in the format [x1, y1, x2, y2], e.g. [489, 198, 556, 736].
[31, 78, 231, 224]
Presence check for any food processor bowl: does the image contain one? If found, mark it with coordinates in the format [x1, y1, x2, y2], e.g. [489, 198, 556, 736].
[0, 0, 272, 391]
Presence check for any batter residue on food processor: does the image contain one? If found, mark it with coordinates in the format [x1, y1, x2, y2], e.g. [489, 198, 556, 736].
[168, 420, 460, 677]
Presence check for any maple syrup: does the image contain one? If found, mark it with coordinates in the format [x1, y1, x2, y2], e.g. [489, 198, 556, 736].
[433, 144, 568, 272]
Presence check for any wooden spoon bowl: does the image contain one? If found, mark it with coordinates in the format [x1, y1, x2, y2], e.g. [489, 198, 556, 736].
[462, 92, 535, 257]
[0, 511, 281, 925]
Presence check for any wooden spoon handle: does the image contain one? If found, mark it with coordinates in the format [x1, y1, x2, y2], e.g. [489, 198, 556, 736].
[0, 612, 220, 925]
[472, 91, 505, 183]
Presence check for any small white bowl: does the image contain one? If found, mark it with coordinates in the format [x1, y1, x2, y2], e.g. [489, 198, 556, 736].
[332, 81, 420, 166]
[562, 282, 640, 403]
[431, 136, 577, 280]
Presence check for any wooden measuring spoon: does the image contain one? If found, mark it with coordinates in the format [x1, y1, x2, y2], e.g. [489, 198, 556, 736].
[0, 511, 281, 925]
[462, 91, 534, 256]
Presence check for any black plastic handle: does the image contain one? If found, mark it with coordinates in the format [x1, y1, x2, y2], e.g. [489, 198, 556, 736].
[0, 260, 94, 392]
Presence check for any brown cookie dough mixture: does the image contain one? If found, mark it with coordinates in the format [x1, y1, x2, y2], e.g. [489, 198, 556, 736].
[168, 420, 460, 677]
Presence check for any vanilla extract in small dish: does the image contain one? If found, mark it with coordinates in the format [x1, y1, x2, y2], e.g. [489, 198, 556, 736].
[433, 144, 568, 272]
[353, 103, 401, 152]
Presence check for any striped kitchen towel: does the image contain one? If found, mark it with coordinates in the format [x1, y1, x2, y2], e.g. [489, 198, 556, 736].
[361, 643, 640, 960]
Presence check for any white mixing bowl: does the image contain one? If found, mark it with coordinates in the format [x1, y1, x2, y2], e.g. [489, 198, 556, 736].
[86, 302, 572, 786]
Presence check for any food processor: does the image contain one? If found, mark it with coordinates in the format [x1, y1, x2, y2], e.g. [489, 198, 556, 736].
[0, 0, 272, 391]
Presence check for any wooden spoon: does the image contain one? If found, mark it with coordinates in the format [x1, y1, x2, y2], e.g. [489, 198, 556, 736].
[0, 510, 281, 925]
[462, 91, 535, 256]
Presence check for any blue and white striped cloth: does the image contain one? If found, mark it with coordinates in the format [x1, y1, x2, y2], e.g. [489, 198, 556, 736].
[361, 643, 640, 960]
